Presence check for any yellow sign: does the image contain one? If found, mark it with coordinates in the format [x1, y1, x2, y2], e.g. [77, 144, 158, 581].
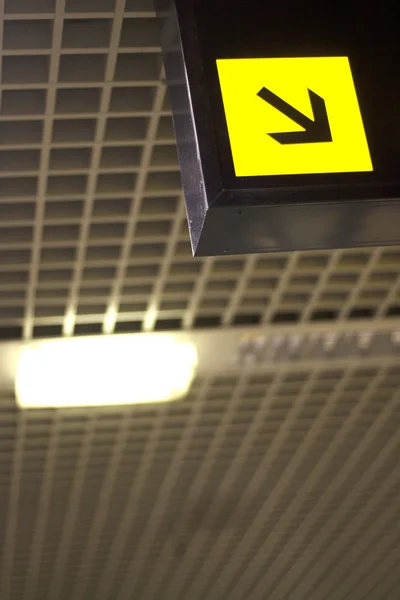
[216, 56, 373, 177]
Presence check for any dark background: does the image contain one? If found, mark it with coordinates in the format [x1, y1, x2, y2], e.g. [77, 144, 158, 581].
[192, 0, 400, 191]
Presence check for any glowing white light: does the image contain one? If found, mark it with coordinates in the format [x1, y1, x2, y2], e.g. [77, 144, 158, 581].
[16, 335, 197, 409]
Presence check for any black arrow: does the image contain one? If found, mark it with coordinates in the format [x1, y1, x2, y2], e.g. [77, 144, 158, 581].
[257, 87, 332, 144]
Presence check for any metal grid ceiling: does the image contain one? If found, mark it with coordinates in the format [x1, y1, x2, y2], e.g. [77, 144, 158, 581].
[0, 0, 399, 341]
[0, 2, 400, 600]
[1, 358, 400, 600]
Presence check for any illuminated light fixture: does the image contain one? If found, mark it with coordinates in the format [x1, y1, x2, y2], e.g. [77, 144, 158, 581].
[15, 335, 198, 409]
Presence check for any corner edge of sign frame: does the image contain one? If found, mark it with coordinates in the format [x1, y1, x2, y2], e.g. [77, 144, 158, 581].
[156, 0, 227, 257]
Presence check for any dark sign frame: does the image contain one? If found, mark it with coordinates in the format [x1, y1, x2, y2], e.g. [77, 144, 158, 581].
[156, 0, 400, 256]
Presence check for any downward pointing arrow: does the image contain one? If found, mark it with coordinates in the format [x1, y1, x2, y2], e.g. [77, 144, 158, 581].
[257, 87, 332, 144]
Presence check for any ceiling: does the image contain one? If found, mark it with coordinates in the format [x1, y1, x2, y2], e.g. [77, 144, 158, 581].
[0, 1, 399, 599]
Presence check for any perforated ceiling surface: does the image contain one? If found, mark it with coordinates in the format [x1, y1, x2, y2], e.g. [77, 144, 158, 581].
[0, 1, 400, 599]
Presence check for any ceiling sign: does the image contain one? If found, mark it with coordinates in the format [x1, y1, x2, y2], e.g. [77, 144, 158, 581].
[156, 0, 400, 256]
[216, 57, 373, 177]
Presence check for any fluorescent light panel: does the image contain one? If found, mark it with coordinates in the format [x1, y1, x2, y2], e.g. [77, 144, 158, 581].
[16, 335, 198, 409]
